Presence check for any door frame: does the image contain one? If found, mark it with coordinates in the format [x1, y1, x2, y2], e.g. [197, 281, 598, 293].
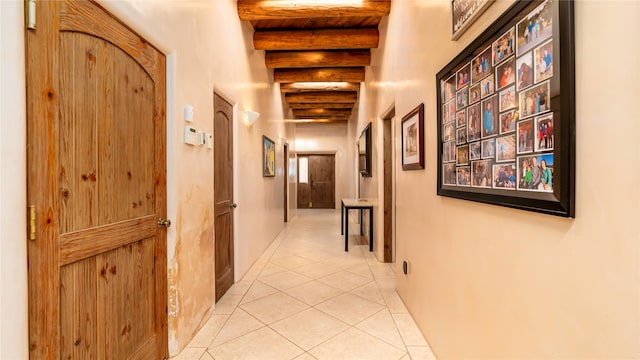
[284, 143, 289, 222]
[382, 106, 396, 263]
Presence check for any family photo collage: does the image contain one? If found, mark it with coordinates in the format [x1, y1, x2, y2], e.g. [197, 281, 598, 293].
[441, 0, 555, 193]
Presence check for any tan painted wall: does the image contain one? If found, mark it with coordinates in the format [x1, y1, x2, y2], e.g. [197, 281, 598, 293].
[295, 122, 355, 208]
[357, 0, 640, 358]
[0, 2, 29, 358]
[0, 0, 292, 356]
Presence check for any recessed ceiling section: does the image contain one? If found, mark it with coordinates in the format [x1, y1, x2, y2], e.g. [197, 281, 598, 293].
[237, 0, 390, 123]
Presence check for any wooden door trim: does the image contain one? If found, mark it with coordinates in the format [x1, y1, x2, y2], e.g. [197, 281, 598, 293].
[59, 216, 156, 266]
[59, 0, 163, 80]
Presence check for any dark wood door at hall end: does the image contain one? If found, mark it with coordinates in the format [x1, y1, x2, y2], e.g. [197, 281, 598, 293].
[297, 154, 335, 209]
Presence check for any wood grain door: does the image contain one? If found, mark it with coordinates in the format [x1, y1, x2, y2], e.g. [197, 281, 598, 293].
[310, 155, 335, 209]
[26, 1, 167, 359]
[297, 154, 335, 209]
[214, 93, 235, 302]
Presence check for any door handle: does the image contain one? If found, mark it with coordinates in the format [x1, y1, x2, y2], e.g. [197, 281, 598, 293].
[157, 218, 172, 228]
[230, 203, 237, 209]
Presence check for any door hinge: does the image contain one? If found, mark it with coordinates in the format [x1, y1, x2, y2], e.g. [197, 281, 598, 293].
[25, 0, 36, 30]
[28, 205, 36, 241]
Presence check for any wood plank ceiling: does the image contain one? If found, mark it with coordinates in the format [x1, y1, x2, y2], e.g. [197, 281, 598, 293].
[237, 0, 391, 123]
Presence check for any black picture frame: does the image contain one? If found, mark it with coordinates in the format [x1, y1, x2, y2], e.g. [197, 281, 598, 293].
[437, 0, 575, 217]
[262, 135, 276, 177]
[358, 123, 372, 177]
[402, 103, 425, 170]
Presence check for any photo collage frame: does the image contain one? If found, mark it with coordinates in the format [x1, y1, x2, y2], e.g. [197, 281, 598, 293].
[437, 0, 575, 217]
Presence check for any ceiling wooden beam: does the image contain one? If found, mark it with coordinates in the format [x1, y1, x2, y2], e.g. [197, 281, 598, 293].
[275, 67, 364, 83]
[288, 102, 355, 109]
[293, 109, 352, 118]
[285, 91, 358, 103]
[266, 50, 371, 68]
[280, 82, 360, 93]
[238, 0, 391, 21]
[254, 28, 379, 50]
[287, 119, 349, 124]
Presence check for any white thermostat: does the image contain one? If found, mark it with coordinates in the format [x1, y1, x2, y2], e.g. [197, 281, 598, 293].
[184, 126, 199, 145]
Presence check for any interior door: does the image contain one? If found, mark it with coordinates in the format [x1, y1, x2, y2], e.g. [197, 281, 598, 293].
[309, 155, 336, 209]
[214, 93, 235, 302]
[26, 1, 168, 359]
[297, 154, 335, 209]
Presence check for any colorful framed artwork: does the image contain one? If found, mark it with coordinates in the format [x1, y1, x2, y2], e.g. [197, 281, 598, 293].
[262, 135, 276, 177]
[437, 0, 575, 217]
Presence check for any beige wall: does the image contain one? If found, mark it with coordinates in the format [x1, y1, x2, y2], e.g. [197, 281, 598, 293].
[0, 0, 292, 356]
[357, 0, 640, 358]
[295, 122, 355, 208]
[0, 2, 28, 358]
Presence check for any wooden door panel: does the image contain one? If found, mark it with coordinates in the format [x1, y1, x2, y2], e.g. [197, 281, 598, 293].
[214, 94, 234, 302]
[309, 155, 335, 209]
[27, 1, 167, 358]
[60, 238, 157, 359]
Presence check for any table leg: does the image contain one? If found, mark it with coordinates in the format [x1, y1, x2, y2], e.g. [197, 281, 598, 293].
[341, 201, 344, 235]
[360, 209, 364, 235]
[369, 208, 373, 252]
[345, 208, 349, 252]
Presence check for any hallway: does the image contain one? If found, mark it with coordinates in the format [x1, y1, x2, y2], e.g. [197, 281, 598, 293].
[173, 210, 435, 360]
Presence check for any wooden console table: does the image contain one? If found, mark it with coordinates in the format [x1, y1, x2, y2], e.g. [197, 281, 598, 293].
[341, 199, 374, 252]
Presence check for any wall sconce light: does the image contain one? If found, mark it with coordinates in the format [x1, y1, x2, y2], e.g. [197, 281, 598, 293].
[243, 110, 260, 125]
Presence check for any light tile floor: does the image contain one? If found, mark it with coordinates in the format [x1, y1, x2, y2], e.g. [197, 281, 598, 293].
[172, 209, 436, 360]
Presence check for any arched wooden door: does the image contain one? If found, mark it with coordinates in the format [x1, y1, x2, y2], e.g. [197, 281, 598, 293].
[26, 1, 168, 358]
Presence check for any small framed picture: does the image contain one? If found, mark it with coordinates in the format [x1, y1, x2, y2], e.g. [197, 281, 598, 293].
[534, 113, 554, 152]
[471, 46, 494, 84]
[492, 163, 516, 189]
[456, 110, 466, 128]
[495, 134, 516, 162]
[443, 122, 456, 142]
[262, 135, 276, 177]
[442, 74, 456, 104]
[469, 83, 481, 104]
[480, 75, 495, 98]
[443, 163, 457, 185]
[519, 80, 550, 119]
[481, 95, 499, 138]
[442, 99, 456, 124]
[443, 140, 457, 163]
[457, 144, 470, 166]
[401, 103, 425, 170]
[469, 141, 481, 160]
[495, 56, 515, 91]
[492, 27, 515, 65]
[516, 0, 553, 56]
[517, 153, 554, 192]
[471, 159, 493, 188]
[516, 51, 534, 91]
[481, 138, 495, 159]
[456, 62, 471, 90]
[499, 85, 517, 112]
[534, 39, 553, 83]
[466, 103, 482, 142]
[499, 109, 518, 134]
[457, 166, 471, 186]
[516, 119, 534, 154]
[456, 127, 467, 145]
[456, 87, 469, 109]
